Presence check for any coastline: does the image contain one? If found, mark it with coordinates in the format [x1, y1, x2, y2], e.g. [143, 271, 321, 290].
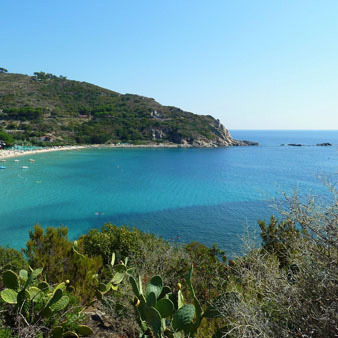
[0, 139, 260, 160]
[0, 142, 198, 159]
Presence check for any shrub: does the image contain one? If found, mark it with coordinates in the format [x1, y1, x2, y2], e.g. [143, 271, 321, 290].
[0, 246, 28, 273]
[214, 186, 338, 337]
[185, 242, 228, 303]
[258, 215, 301, 268]
[82, 223, 165, 265]
[24, 225, 102, 302]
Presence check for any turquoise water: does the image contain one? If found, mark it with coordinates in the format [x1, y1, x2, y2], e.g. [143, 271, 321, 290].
[0, 130, 337, 255]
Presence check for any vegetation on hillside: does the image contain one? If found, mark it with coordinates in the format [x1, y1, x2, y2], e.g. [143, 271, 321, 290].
[0, 72, 235, 147]
[0, 130, 15, 148]
[0, 184, 336, 337]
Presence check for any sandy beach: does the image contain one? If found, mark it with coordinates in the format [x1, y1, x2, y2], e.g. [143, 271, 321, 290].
[0, 145, 91, 160]
[0, 142, 193, 160]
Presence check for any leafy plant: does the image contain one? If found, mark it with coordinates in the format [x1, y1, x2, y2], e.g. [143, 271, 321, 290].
[129, 265, 220, 337]
[0, 267, 93, 337]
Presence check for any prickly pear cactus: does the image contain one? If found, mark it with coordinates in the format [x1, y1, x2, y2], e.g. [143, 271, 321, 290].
[0, 267, 91, 335]
[129, 265, 221, 337]
[94, 251, 134, 299]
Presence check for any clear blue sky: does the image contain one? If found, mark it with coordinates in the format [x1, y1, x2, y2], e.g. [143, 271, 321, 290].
[2, 0, 338, 129]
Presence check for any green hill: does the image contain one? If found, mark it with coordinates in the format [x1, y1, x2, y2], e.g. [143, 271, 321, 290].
[0, 71, 255, 147]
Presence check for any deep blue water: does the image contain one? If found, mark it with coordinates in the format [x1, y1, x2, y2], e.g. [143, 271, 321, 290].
[0, 130, 337, 255]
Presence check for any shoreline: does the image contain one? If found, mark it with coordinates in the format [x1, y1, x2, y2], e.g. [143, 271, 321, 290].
[0, 145, 91, 160]
[0, 142, 200, 159]
[0, 140, 260, 160]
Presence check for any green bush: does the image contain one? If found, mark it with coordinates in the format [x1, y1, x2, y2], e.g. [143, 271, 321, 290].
[82, 223, 163, 265]
[0, 246, 28, 273]
[0, 131, 15, 148]
[258, 215, 301, 268]
[24, 225, 103, 302]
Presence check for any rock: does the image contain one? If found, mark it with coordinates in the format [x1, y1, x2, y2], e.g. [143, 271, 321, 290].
[151, 128, 165, 140]
[237, 140, 259, 146]
[148, 119, 258, 148]
[316, 143, 332, 146]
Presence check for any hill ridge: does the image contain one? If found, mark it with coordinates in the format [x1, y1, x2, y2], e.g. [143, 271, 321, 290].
[0, 71, 256, 147]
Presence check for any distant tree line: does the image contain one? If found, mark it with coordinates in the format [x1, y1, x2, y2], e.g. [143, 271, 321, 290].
[32, 72, 67, 81]
[3, 107, 44, 120]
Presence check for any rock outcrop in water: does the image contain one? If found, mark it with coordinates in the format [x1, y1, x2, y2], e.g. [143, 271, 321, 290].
[316, 143, 332, 146]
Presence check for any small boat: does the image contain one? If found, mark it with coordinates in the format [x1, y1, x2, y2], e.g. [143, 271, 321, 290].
[0, 166, 6, 169]
[21, 166, 29, 169]
[14, 159, 19, 162]
[29, 159, 35, 162]
[0, 159, 6, 162]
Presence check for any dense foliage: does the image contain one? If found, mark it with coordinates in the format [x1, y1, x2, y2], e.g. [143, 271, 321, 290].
[0, 130, 15, 148]
[0, 186, 337, 336]
[0, 72, 228, 146]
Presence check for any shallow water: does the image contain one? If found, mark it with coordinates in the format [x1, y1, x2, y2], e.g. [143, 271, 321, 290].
[0, 130, 337, 255]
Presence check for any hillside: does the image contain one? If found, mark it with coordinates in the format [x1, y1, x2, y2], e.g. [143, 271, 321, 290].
[0, 72, 256, 147]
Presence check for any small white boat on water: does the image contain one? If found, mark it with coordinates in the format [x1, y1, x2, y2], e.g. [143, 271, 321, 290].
[0, 166, 6, 169]
[21, 166, 29, 169]
[14, 159, 19, 162]
[29, 159, 35, 162]
[0, 159, 6, 162]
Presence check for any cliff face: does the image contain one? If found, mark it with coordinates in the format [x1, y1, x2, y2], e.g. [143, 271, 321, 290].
[0, 72, 257, 147]
[152, 120, 256, 147]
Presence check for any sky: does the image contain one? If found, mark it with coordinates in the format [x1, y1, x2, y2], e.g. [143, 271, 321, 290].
[1, 0, 338, 129]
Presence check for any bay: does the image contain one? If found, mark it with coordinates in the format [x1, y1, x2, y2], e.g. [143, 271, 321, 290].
[0, 130, 337, 255]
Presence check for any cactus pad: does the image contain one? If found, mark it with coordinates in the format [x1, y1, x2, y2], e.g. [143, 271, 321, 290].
[19, 269, 28, 282]
[111, 272, 125, 284]
[146, 291, 157, 307]
[146, 275, 163, 299]
[48, 288, 63, 306]
[172, 304, 195, 331]
[114, 264, 127, 273]
[63, 331, 79, 337]
[144, 306, 162, 334]
[76, 325, 94, 336]
[50, 295, 69, 312]
[17, 289, 31, 314]
[1, 289, 18, 304]
[28, 287, 43, 303]
[31, 268, 43, 279]
[155, 298, 174, 318]
[51, 326, 63, 338]
[38, 281, 49, 292]
[3, 270, 19, 290]
[129, 275, 140, 297]
[110, 252, 115, 267]
[159, 285, 171, 299]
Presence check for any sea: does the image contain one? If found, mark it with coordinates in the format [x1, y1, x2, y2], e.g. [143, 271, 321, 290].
[0, 130, 337, 256]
